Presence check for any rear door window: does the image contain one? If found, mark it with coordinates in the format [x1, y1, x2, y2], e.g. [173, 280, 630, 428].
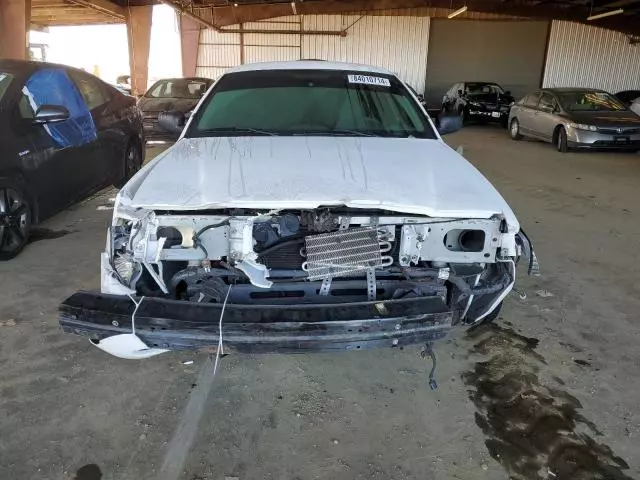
[523, 92, 541, 108]
[538, 92, 555, 110]
[67, 70, 109, 110]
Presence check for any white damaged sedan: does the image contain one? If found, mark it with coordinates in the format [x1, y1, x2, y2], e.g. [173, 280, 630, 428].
[59, 61, 537, 361]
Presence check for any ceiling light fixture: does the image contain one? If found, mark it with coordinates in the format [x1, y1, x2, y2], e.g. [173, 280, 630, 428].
[447, 5, 468, 19]
[587, 8, 623, 20]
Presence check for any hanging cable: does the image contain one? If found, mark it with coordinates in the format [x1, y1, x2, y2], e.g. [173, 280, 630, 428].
[213, 285, 232, 376]
[127, 294, 145, 335]
[192, 218, 231, 259]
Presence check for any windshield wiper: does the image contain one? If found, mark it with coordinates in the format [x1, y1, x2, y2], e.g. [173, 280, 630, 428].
[200, 127, 278, 136]
[293, 129, 378, 137]
[330, 129, 378, 137]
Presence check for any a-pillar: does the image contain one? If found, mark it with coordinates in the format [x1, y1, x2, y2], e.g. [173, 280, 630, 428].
[179, 15, 200, 78]
[126, 5, 152, 96]
[0, 0, 31, 60]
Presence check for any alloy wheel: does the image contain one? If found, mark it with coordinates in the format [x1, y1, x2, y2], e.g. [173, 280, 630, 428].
[0, 188, 30, 255]
[126, 143, 140, 178]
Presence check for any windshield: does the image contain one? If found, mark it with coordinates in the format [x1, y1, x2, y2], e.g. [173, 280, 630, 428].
[0, 73, 14, 101]
[145, 79, 210, 99]
[466, 83, 504, 95]
[187, 69, 436, 138]
[557, 91, 626, 112]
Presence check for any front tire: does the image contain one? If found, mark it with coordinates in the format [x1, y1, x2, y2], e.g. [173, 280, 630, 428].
[556, 127, 569, 153]
[510, 118, 523, 140]
[458, 106, 469, 125]
[114, 139, 142, 189]
[0, 179, 32, 261]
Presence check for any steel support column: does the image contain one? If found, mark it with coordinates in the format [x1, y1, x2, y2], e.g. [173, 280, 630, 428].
[0, 0, 31, 60]
[126, 5, 152, 96]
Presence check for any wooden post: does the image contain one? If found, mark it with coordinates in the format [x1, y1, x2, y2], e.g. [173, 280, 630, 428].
[126, 5, 152, 96]
[0, 0, 31, 60]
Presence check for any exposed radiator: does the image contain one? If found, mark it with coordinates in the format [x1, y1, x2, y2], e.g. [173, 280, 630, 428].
[257, 238, 305, 269]
[302, 228, 387, 280]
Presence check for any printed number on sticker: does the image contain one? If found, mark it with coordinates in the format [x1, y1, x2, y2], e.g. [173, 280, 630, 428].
[347, 74, 391, 87]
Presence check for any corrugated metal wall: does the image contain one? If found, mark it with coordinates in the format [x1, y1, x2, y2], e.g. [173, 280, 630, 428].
[197, 28, 241, 80]
[195, 15, 429, 92]
[301, 15, 430, 92]
[244, 16, 301, 64]
[543, 20, 640, 92]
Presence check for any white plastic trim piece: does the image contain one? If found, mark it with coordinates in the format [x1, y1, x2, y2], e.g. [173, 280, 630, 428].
[91, 334, 169, 360]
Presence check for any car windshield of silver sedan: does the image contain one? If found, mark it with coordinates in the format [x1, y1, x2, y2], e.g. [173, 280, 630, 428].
[186, 69, 436, 138]
[557, 91, 626, 112]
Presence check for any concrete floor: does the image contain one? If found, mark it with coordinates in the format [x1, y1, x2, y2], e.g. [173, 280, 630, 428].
[1, 130, 639, 480]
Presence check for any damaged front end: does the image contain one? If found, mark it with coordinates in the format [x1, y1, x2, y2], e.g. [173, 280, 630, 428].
[59, 202, 537, 357]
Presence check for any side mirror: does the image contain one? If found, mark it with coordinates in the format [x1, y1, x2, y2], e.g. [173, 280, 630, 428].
[158, 110, 186, 134]
[438, 114, 463, 136]
[504, 90, 511, 96]
[540, 105, 554, 114]
[457, 89, 464, 97]
[34, 105, 69, 124]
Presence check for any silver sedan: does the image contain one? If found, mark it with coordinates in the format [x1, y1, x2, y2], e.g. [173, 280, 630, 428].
[508, 88, 640, 152]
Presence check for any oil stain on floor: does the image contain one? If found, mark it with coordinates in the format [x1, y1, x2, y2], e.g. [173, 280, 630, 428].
[73, 464, 102, 480]
[27, 228, 73, 244]
[463, 323, 632, 480]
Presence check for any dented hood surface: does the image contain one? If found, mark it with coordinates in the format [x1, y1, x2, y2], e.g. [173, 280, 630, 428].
[121, 136, 518, 228]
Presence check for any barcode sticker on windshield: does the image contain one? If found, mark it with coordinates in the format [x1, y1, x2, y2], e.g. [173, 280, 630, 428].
[347, 74, 391, 87]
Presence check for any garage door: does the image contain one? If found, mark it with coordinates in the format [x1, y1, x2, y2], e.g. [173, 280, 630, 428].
[425, 19, 549, 108]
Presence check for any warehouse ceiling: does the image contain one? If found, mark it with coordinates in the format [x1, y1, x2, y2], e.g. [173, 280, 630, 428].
[32, 0, 125, 25]
[32, 0, 640, 37]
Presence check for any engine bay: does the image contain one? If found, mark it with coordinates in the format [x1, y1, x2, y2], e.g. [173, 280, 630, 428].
[104, 207, 519, 323]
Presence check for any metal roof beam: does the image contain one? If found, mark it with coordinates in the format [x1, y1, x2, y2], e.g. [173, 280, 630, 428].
[64, 0, 125, 19]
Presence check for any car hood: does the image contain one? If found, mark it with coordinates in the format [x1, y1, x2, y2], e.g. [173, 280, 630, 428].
[568, 110, 640, 126]
[138, 97, 199, 114]
[120, 136, 519, 228]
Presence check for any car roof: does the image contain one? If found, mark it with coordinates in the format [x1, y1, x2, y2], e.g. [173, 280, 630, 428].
[0, 59, 62, 75]
[0, 59, 106, 83]
[226, 60, 394, 75]
[153, 77, 213, 82]
[544, 87, 607, 93]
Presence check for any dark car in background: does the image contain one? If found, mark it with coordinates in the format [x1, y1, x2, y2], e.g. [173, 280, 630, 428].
[406, 84, 427, 108]
[614, 89, 640, 107]
[0, 60, 144, 260]
[442, 82, 515, 127]
[508, 88, 640, 152]
[138, 77, 213, 142]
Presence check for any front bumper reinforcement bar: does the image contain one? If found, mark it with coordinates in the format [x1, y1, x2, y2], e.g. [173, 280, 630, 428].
[59, 291, 454, 353]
